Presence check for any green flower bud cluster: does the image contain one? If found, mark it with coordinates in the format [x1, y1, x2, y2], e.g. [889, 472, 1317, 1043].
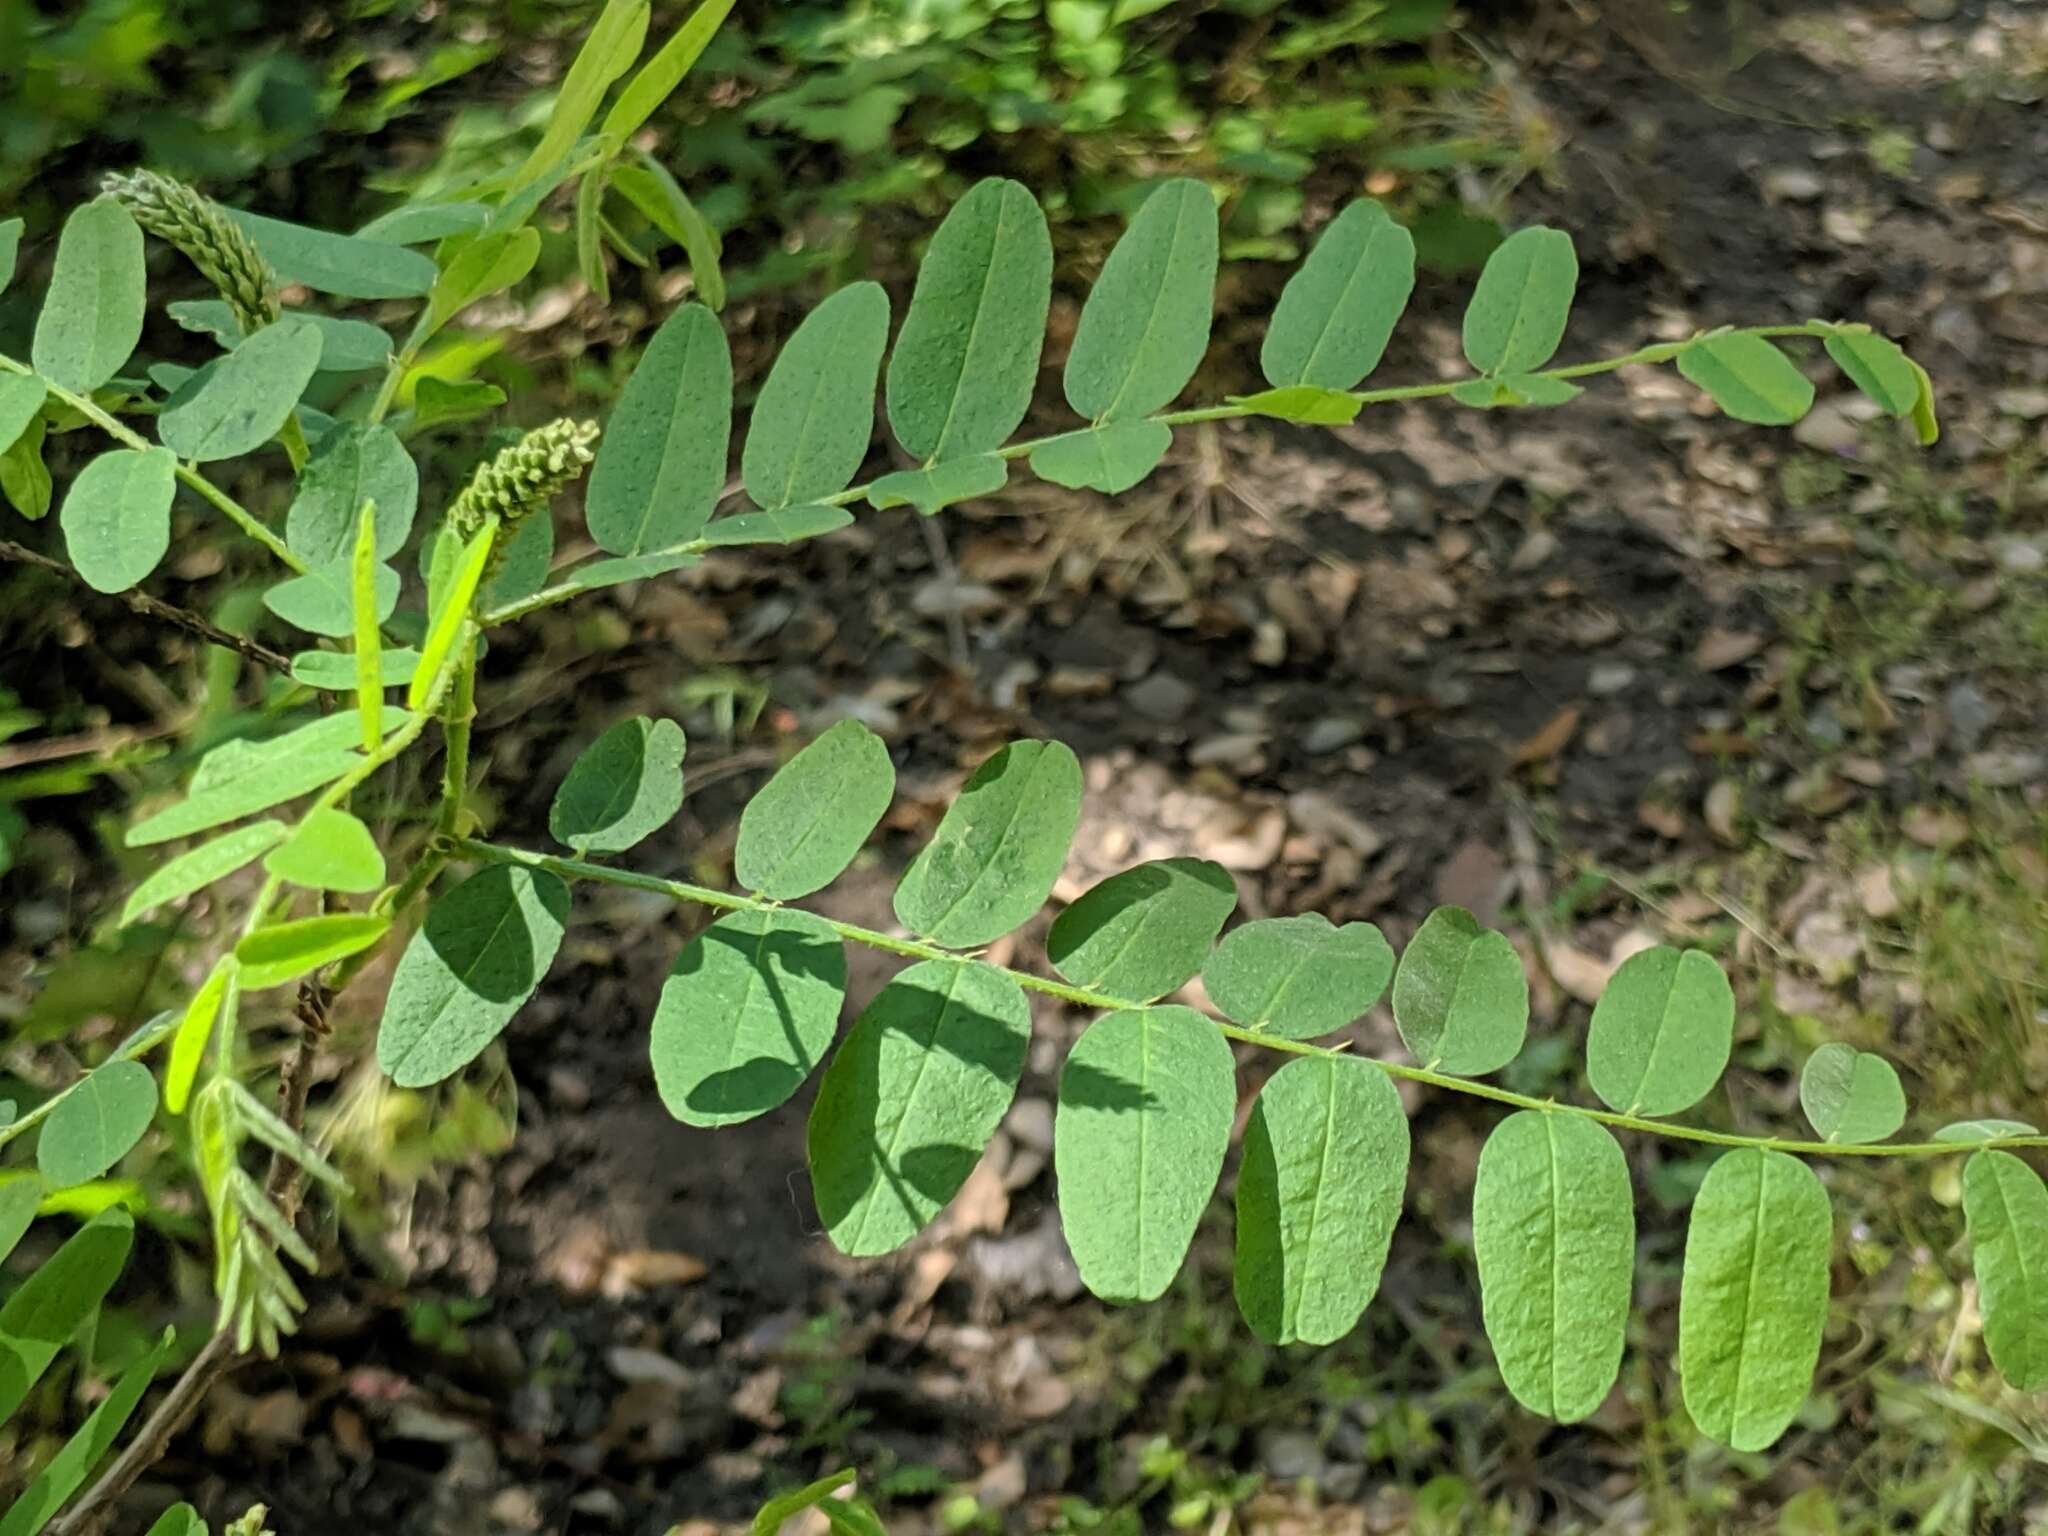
[101, 168, 282, 335]
[449, 418, 601, 540]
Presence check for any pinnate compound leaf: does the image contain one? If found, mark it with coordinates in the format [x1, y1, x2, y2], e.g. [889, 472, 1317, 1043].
[1934, 1118, 2039, 1144]
[0, 1327, 173, 1536]
[0, 375, 47, 453]
[32, 198, 145, 393]
[59, 447, 178, 595]
[157, 318, 323, 462]
[1055, 1005, 1235, 1303]
[1585, 945, 1734, 1117]
[1204, 914, 1394, 1041]
[1234, 1054, 1407, 1345]
[886, 178, 1051, 461]
[588, 303, 732, 554]
[1461, 225, 1576, 376]
[1822, 326, 1918, 417]
[893, 740, 1083, 948]
[1064, 178, 1218, 421]
[264, 807, 386, 893]
[37, 1060, 157, 1189]
[1677, 333, 1815, 426]
[121, 822, 286, 924]
[286, 424, 418, 564]
[743, 281, 887, 510]
[808, 959, 1030, 1256]
[699, 504, 853, 547]
[867, 454, 1007, 517]
[1473, 1111, 1633, 1421]
[1963, 1149, 2048, 1390]
[228, 209, 438, 299]
[1049, 858, 1236, 1003]
[1390, 906, 1527, 1074]
[651, 909, 845, 1128]
[549, 716, 687, 855]
[233, 913, 390, 990]
[264, 558, 401, 639]
[1798, 1043, 1906, 1144]
[734, 720, 894, 899]
[1678, 1148, 1831, 1452]
[126, 710, 405, 846]
[1026, 421, 1172, 494]
[1261, 197, 1415, 391]
[0, 1208, 133, 1426]
[378, 865, 571, 1087]
[1226, 385, 1360, 425]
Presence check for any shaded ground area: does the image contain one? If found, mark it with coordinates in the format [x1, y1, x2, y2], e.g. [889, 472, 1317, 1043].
[33, 4, 2048, 1534]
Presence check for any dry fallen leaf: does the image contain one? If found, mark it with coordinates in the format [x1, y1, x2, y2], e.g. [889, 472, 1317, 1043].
[600, 1247, 709, 1298]
[1511, 705, 1583, 767]
[1694, 627, 1767, 671]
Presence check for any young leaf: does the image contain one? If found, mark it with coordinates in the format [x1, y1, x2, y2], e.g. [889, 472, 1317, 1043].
[1678, 1148, 1831, 1452]
[587, 303, 732, 555]
[1390, 906, 1527, 1074]
[408, 518, 496, 710]
[166, 959, 236, 1115]
[357, 200, 493, 243]
[549, 716, 688, 855]
[1963, 1149, 2048, 1391]
[59, 447, 177, 597]
[651, 909, 846, 1128]
[1234, 1053, 1408, 1345]
[0, 375, 46, 453]
[1798, 1043, 1906, 1144]
[0, 414, 52, 521]
[0, 1209, 133, 1426]
[866, 454, 1007, 516]
[376, 865, 571, 1087]
[1907, 358, 1939, 446]
[233, 913, 390, 990]
[602, 0, 736, 141]
[1585, 945, 1734, 1117]
[228, 209, 439, 299]
[1451, 374, 1583, 409]
[1026, 421, 1173, 495]
[886, 178, 1052, 461]
[893, 739, 1083, 948]
[1049, 858, 1237, 1003]
[742, 282, 888, 510]
[1261, 197, 1416, 391]
[142, 1506, 205, 1536]
[1473, 1111, 1634, 1422]
[37, 1060, 158, 1189]
[351, 500, 384, 753]
[264, 807, 386, 893]
[576, 163, 610, 305]
[126, 711, 403, 846]
[1203, 913, 1394, 1042]
[1934, 1118, 2039, 1144]
[0, 1328, 174, 1536]
[285, 424, 419, 565]
[734, 719, 894, 899]
[699, 504, 853, 547]
[1822, 327, 1918, 417]
[121, 824, 287, 925]
[422, 227, 542, 335]
[1461, 225, 1576, 376]
[31, 198, 145, 393]
[808, 959, 1031, 1256]
[290, 648, 421, 691]
[1055, 1005, 1236, 1303]
[611, 153, 726, 310]
[749, 1470, 857, 1536]
[506, 0, 650, 194]
[1064, 178, 1218, 421]
[1676, 334, 1815, 427]
[1226, 385, 1361, 425]
[264, 559, 402, 640]
[157, 318, 324, 462]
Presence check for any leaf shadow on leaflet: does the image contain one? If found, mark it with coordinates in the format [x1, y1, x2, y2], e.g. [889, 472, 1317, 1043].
[1048, 862, 1176, 955]
[1055, 1058, 1160, 1114]
[557, 721, 651, 849]
[683, 919, 844, 1121]
[1230, 1103, 1287, 1341]
[426, 864, 561, 1003]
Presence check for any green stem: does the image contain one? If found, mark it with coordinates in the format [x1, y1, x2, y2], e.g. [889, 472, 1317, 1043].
[0, 1012, 184, 1153]
[448, 835, 2044, 1164]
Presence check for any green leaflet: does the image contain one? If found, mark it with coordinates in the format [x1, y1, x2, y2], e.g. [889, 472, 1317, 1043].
[264, 807, 386, 893]
[0, 1209, 133, 1426]
[36, 1059, 158, 1189]
[699, 505, 853, 547]
[1678, 1148, 1831, 1452]
[1676, 333, 1815, 427]
[1234, 1053, 1407, 1346]
[587, 303, 732, 555]
[1261, 197, 1416, 391]
[484, 511, 555, 611]
[1026, 421, 1173, 495]
[1389, 906, 1527, 1074]
[1473, 1111, 1633, 1422]
[0, 375, 47, 452]
[0, 217, 19, 294]
[1934, 1118, 2039, 1144]
[602, 0, 735, 141]
[886, 178, 1051, 461]
[611, 154, 726, 311]
[59, 447, 178, 595]
[264, 558, 401, 640]
[126, 709, 406, 846]
[651, 908, 846, 1128]
[750, 1470, 857, 1536]
[1963, 1150, 2048, 1391]
[1822, 326, 1918, 417]
[285, 425, 419, 564]
[538, 551, 695, 602]
[290, 648, 422, 691]
[1, 414, 52, 520]
[867, 454, 1007, 516]
[0, 1182, 38, 1267]
[227, 208, 440, 300]
[734, 719, 895, 900]
[1055, 1005, 1236, 1303]
[120, 821, 287, 924]
[1798, 1043, 1906, 1144]
[0, 1327, 173, 1536]
[1585, 945, 1734, 1117]
[167, 299, 394, 373]
[157, 318, 324, 462]
[1450, 373, 1583, 409]
[142, 1505, 206, 1536]
[742, 281, 888, 510]
[422, 228, 542, 335]
[1461, 225, 1576, 376]
[409, 517, 495, 710]
[508, 0, 649, 193]
[1227, 385, 1361, 425]
[1908, 358, 1939, 446]
[1203, 913, 1394, 1042]
[233, 913, 390, 990]
[1064, 178, 1218, 422]
[549, 716, 688, 856]
[167, 959, 235, 1116]
[893, 739, 1083, 948]
[351, 498, 384, 753]
[31, 198, 145, 394]
[1049, 858, 1237, 1004]
[376, 864, 571, 1087]
[357, 200, 494, 243]
[808, 958, 1031, 1256]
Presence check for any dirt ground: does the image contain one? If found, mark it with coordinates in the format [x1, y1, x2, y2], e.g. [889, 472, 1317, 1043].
[42, 4, 2048, 1533]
